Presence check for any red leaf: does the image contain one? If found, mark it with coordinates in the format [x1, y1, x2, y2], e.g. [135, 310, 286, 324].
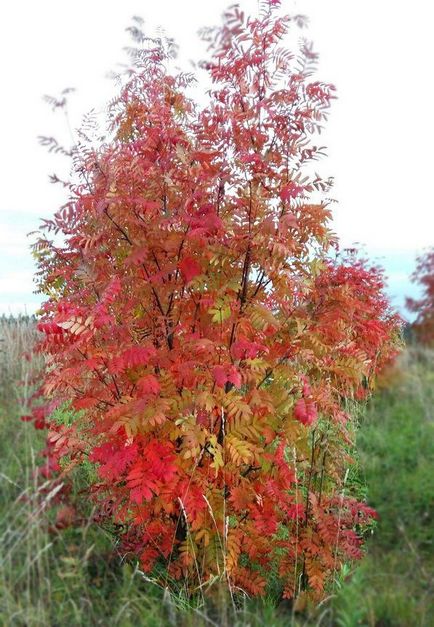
[108, 345, 156, 374]
[229, 485, 254, 511]
[212, 365, 241, 388]
[231, 337, 267, 360]
[294, 398, 318, 426]
[212, 365, 227, 388]
[279, 212, 298, 230]
[179, 256, 201, 283]
[126, 442, 178, 504]
[227, 366, 242, 388]
[73, 396, 98, 409]
[280, 182, 303, 201]
[137, 374, 161, 396]
[90, 441, 139, 481]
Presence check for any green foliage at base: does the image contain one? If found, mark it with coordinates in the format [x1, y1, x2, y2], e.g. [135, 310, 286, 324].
[329, 346, 434, 627]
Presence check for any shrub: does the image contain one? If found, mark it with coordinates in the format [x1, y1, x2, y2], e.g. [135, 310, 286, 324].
[28, 1, 400, 603]
[407, 247, 434, 345]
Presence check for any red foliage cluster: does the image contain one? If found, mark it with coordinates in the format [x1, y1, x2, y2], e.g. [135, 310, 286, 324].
[27, 1, 400, 601]
[407, 248, 434, 345]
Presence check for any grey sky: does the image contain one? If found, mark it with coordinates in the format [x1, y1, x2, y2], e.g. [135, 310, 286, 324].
[1, 0, 432, 317]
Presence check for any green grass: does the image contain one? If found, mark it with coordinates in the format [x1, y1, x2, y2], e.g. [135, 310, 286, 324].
[329, 346, 434, 627]
[1, 317, 433, 626]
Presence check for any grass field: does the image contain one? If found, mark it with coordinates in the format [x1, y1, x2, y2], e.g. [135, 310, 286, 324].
[1, 316, 433, 626]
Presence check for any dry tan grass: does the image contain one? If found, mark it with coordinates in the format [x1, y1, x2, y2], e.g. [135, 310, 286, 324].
[0, 314, 40, 412]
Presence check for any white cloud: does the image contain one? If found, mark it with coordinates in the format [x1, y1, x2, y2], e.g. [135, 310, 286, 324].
[0, 270, 35, 295]
[0, 223, 34, 257]
[0, 0, 432, 314]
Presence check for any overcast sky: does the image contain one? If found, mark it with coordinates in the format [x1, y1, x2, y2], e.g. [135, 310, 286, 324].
[0, 0, 432, 317]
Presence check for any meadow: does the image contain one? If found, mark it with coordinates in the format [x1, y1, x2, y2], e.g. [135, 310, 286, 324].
[0, 315, 433, 626]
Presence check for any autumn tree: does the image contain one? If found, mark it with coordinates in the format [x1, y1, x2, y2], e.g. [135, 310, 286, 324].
[407, 248, 434, 345]
[28, 1, 400, 602]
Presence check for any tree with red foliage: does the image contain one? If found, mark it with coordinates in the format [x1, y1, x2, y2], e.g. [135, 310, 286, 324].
[407, 248, 434, 345]
[28, 2, 400, 602]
